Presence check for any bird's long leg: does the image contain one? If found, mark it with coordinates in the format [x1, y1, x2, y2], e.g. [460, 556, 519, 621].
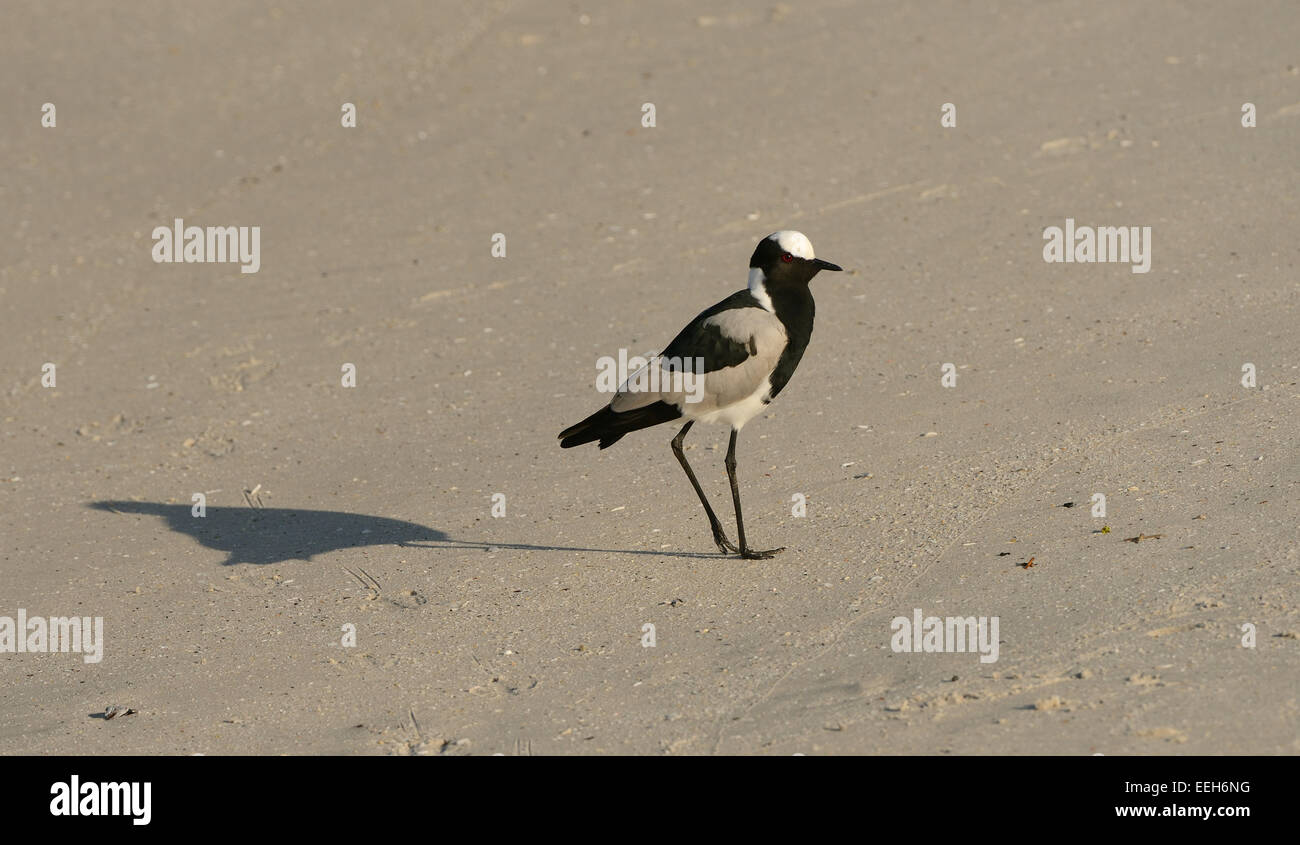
[726, 428, 785, 560]
[671, 421, 738, 554]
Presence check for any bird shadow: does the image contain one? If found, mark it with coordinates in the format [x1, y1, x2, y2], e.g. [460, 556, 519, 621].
[89, 501, 721, 566]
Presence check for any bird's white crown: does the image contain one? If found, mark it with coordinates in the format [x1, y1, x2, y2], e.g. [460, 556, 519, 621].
[768, 230, 815, 260]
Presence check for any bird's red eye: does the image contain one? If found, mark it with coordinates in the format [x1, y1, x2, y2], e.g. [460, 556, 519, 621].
[781, 252, 794, 263]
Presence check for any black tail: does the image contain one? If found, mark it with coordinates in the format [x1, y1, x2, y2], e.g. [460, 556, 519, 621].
[558, 401, 682, 449]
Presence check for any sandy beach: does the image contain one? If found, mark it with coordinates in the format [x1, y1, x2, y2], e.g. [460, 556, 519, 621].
[1, 0, 1297, 754]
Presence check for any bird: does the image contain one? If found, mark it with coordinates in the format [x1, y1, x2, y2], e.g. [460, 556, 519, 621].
[558, 230, 842, 559]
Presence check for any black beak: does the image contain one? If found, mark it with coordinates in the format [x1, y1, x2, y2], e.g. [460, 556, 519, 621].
[813, 258, 843, 272]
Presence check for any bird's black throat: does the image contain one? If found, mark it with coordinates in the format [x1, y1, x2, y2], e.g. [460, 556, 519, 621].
[766, 286, 815, 400]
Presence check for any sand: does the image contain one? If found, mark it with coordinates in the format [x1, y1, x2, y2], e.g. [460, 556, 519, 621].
[1, 0, 1297, 754]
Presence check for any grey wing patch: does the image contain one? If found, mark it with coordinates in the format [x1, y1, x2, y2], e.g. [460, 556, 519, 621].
[611, 303, 787, 414]
[695, 309, 787, 410]
[661, 308, 757, 374]
[704, 308, 784, 354]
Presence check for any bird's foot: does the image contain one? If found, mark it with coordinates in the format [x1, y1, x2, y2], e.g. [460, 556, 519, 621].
[739, 546, 785, 560]
[711, 528, 739, 554]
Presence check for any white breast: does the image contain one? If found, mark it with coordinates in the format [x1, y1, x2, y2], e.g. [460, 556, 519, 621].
[686, 378, 771, 430]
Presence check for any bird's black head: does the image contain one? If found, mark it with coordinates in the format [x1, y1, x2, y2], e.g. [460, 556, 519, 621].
[748, 231, 842, 290]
